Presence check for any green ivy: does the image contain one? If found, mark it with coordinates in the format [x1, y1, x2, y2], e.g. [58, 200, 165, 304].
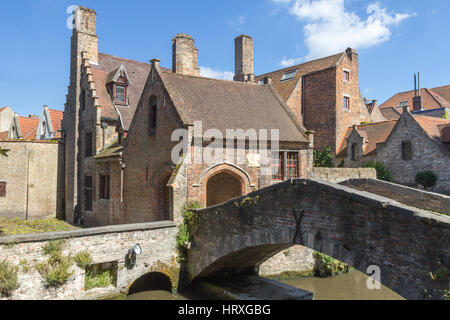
[415, 171, 438, 190]
[313, 252, 350, 277]
[176, 202, 202, 262]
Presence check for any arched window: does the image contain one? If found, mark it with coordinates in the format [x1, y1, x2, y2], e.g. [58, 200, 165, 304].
[42, 121, 46, 136]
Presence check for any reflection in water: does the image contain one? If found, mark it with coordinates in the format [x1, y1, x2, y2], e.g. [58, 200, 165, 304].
[124, 270, 404, 300]
[281, 270, 404, 300]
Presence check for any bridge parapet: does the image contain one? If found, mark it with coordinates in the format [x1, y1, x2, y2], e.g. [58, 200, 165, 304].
[186, 179, 450, 300]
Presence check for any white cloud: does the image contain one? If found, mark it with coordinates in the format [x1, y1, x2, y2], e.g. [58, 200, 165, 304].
[200, 67, 234, 80]
[273, 0, 415, 60]
[228, 15, 246, 31]
[280, 56, 304, 67]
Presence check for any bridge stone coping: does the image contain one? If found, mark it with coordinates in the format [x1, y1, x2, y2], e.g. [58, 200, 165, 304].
[0, 221, 176, 244]
[341, 178, 450, 215]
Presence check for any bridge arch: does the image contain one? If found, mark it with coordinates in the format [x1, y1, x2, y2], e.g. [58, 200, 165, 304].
[128, 272, 173, 295]
[186, 179, 450, 300]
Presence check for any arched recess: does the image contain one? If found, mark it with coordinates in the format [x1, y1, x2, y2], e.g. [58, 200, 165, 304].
[128, 272, 173, 295]
[199, 164, 253, 207]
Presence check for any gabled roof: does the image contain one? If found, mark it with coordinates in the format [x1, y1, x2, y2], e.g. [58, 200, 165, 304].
[380, 87, 450, 111]
[47, 109, 64, 138]
[337, 120, 397, 157]
[18, 117, 39, 140]
[431, 85, 450, 102]
[413, 115, 450, 152]
[255, 52, 344, 101]
[157, 69, 309, 143]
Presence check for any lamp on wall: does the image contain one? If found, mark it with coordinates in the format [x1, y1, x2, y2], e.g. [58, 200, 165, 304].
[125, 244, 143, 269]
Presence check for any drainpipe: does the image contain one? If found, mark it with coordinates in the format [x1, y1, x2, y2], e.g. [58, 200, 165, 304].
[101, 122, 107, 150]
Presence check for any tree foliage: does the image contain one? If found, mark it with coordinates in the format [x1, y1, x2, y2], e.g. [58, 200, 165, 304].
[313, 146, 334, 168]
[362, 161, 393, 182]
[415, 171, 438, 190]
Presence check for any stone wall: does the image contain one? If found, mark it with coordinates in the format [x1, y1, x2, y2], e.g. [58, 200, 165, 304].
[0, 140, 62, 220]
[0, 221, 178, 300]
[311, 167, 376, 183]
[187, 179, 450, 300]
[340, 178, 450, 215]
[258, 245, 315, 276]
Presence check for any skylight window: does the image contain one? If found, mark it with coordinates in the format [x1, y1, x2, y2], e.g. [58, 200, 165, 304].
[281, 70, 297, 81]
[398, 101, 408, 107]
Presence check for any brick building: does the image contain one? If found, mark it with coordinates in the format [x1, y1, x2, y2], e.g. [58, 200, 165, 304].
[122, 34, 313, 224]
[62, 7, 313, 226]
[255, 49, 385, 154]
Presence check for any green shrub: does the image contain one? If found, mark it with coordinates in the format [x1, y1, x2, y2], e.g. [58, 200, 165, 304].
[415, 171, 438, 190]
[42, 240, 64, 257]
[313, 146, 334, 168]
[362, 161, 393, 182]
[19, 259, 31, 273]
[0, 260, 18, 297]
[176, 202, 202, 262]
[313, 252, 350, 278]
[37, 240, 73, 287]
[74, 251, 92, 269]
[85, 269, 113, 290]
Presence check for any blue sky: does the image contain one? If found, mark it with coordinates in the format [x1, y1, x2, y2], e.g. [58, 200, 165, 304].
[0, 0, 449, 116]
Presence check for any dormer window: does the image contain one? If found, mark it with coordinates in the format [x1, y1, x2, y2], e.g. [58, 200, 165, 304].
[114, 84, 127, 104]
[107, 64, 130, 106]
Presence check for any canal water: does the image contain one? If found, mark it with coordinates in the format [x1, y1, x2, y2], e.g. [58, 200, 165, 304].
[125, 270, 404, 300]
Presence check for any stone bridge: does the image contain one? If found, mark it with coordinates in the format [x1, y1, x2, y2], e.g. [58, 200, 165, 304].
[186, 179, 450, 300]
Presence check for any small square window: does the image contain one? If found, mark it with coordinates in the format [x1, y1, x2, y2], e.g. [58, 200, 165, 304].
[115, 85, 126, 104]
[344, 96, 350, 110]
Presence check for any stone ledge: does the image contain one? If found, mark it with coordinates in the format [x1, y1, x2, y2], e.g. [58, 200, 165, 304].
[0, 221, 176, 244]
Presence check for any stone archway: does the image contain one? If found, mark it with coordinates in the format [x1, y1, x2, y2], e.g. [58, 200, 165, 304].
[206, 171, 244, 207]
[128, 272, 173, 295]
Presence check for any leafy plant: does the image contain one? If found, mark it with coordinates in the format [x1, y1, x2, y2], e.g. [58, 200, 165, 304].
[176, 202, 202, 261]
[37, 240, 73, 287]
[362, 161, 393, 182]
[74, 251, 92, 269]
[0, 147, 9, 157]
[0, 260, 18, 297]
[313, 252, 350, 277]
[85, 269, 113, 290]
[313, 146, 334, 168]
[430, 262, 449, 283]
[415, 171, 438, 190]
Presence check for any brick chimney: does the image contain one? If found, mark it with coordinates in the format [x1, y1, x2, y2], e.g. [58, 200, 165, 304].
[413, 72, 422, 111]
[234, 35, 254, 83]
[172, 34, 200, 76]
[72, 7, 98, 65]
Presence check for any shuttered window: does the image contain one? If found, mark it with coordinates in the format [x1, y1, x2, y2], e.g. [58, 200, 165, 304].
[402, 141, 413, 161]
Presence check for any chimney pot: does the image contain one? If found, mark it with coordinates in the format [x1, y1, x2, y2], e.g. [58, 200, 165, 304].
[150, 58, 160, 68]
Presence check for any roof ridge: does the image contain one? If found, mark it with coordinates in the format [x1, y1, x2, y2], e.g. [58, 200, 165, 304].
[160, 69, 262, 87]
[97, 52, 150, 66]
[256, 52, 344, 77]
[352, 120, 398, 129]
